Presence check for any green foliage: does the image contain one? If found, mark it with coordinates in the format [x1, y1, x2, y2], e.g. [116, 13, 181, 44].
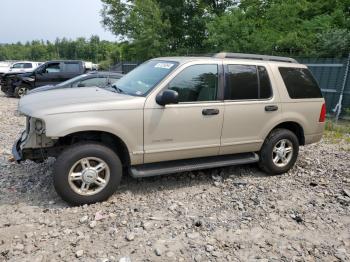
[324, 120, 350, 145]
[101, 0, 238, 57]
[0, 36, 122, 64]
[206, 0, 350, 57]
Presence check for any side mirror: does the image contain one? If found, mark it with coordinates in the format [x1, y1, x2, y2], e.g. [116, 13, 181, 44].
[156, 89, 179, 106]
[77, 83, 86, 87]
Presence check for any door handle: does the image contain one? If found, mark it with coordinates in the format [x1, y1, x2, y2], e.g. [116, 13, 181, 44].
[202, 108, 220, 115]
[265, 105, 278, 112]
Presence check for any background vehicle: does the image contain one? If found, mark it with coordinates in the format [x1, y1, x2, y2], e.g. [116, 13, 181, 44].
[28, 71, 123, 94]
[7, 61, 42, 74]
[0, 61, 14, 77]
[13, 53, 325, 205]
[1, 60, 92, 97]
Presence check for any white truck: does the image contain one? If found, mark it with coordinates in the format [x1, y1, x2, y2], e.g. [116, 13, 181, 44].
[8, 61, 42, 73]
[0, 61, 14, 76]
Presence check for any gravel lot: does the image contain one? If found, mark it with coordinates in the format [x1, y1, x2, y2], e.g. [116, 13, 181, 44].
[0, 93, 349, 262]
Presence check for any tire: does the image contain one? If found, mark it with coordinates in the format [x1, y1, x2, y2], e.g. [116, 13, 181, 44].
[258, 128, 299, 175]
[53, 142, 122, 205]
[14, 85, 29, 98]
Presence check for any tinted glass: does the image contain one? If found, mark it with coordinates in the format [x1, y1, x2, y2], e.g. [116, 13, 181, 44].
[55, 74, 88, 87]
[168, 64, 218, 102]
[23, 63, 32, 68]
[258, 66, 272, 99]
[74, 77, 107, 88]
[226, 65, 258, 100]
[65, 63, 80, 73]
[279, 67, 322, 99]
[113, 60, 178, 96]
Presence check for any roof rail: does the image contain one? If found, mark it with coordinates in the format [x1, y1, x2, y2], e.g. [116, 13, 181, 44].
[213, 52, 298, 63]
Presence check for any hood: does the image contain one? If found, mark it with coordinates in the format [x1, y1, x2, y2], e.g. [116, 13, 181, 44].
[27, 84, 55, 94]
[2, 71, 32, 79]
[19, 87, 145, 118]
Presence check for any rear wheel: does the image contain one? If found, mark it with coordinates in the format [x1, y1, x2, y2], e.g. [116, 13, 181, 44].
[53, 143, 122, 205]
[14, 85, 29, 98]
[259, 128, 299, 175]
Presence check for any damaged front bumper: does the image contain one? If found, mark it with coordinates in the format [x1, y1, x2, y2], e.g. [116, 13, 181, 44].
[12, 118, 57, 162]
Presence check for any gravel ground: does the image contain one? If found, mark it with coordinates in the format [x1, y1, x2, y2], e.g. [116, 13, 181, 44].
[0, 93, 349, 262]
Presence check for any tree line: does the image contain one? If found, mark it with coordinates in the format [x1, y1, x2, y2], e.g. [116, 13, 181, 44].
[1, 0, 349, 66]
[0, 36, 122, 69]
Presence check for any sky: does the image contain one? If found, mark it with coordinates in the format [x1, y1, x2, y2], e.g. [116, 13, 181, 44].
[0, 0, 116, 43]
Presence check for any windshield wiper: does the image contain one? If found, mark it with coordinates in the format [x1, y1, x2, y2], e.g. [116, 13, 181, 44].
[111, 85, 125, 94]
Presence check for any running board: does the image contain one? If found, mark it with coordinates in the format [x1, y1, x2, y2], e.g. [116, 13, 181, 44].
[129, 153, 259, 178]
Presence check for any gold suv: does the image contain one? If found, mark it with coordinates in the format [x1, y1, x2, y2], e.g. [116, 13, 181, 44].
[13, 53, 326, 205]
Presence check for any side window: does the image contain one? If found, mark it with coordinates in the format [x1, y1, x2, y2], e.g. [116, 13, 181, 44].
[12, 63, 24, 69]
[226, 65, 272, 100]
[279, 67, 322, 99]
[226, 65, 258, 100]
[73, 77, 107, 88]
[168, 64, 218, 102]
[65, 63, 81, 73]
[23, 63, 32, 69]
[46, 63, 61, 73]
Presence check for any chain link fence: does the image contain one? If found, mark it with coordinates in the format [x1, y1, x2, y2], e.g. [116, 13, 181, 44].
[298, 54, 350, 119]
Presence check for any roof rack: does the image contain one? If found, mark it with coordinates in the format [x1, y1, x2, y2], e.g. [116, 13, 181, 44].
[213, 52, 298, 63]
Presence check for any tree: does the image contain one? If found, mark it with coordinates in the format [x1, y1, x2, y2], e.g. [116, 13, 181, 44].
[206, 0, 350, 57]
[101, 0, 238, 57]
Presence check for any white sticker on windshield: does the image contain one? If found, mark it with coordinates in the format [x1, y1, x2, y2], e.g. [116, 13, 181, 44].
[154, 63, 174, 69]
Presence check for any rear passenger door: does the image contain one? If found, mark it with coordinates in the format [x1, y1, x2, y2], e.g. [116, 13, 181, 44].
[63, 62, 82, 81]
[220, 63, 282, 155]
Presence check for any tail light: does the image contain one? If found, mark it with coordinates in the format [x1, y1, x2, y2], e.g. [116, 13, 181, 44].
[319, 103, 326, 122]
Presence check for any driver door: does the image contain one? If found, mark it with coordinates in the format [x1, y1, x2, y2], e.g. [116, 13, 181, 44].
[35, 62, 62, 87]
[143, 62, 224, 163]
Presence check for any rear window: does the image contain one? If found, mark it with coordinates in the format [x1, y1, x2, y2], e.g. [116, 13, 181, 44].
[279, 67, 322, 99]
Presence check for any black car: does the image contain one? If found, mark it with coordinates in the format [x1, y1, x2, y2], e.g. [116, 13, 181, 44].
[1, 60, 91, 97]
[28, 72, 123, 94]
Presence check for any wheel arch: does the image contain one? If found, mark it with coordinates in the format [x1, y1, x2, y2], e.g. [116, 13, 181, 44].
[268, 121, 305, 145]
[57, 130, 131, 166]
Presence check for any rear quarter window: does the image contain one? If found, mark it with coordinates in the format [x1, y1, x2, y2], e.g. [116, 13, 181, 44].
[65, 63, 81, 73]
[279, 67, 322, 99]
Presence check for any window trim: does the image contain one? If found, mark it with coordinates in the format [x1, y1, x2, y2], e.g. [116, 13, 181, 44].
[223, 64, 274, 102]
[257, 65, 273, 100]
[165, 63, 223, 104]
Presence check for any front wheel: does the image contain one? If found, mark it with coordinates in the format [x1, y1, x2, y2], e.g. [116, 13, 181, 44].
[258, 128, 299, 175]
[14, 85, 29, 98]
[53, 143, 122, 205]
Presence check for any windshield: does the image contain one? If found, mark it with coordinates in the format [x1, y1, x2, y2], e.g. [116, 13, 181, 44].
[112, 60, 178, 96]
[55, 74, 88, 87]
